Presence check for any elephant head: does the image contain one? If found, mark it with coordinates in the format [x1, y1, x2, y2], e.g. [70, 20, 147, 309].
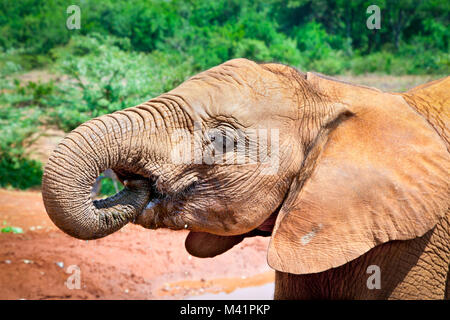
[42, 59, 449, 274]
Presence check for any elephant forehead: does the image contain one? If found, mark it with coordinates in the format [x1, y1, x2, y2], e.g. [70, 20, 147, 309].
[166, 64, 298, 125]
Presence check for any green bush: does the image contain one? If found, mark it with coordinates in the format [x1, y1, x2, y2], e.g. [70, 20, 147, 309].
[99, 177, 124, 197]
[309, 51, 349, 75]
[265, 35, 303, 66]
[0, 59, 22, 78]
[294, 22, 334, 61]
[0, 106, 43, 189]
[350, 52, 394, 75]
[235, 39, 272, 62]
[11, 80, 56, 107]
[0, 155, 42, 189]
[46, 35, 195, 131]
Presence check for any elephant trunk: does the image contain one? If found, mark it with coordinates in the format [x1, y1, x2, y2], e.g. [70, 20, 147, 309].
[42, 106, 162, 239]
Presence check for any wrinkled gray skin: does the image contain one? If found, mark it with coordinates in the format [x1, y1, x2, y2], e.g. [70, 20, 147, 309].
[42, 59, 450, 299]
[43, 59, 302, 240]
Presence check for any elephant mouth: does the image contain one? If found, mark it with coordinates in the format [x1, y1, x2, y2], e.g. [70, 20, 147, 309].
[133, 171, 278, 235]
[144, 175, 198, 207]
[256, 211, 277, 233]
[113, 170, 167, 211]
[130, 171, 200, 229]
[144, 178, 166, 209]
[136, 173, 279, 258]
[115, 167, 197, 205]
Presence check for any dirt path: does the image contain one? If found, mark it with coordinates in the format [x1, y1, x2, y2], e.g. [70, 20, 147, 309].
[0, 189, 273, 300]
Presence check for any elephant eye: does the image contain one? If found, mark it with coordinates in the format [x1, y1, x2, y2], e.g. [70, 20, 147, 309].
[207, 127, 236, 154]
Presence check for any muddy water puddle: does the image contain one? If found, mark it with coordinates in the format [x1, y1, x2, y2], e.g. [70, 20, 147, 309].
[158, 271, 275, 299]
[186, 282, 274, 300]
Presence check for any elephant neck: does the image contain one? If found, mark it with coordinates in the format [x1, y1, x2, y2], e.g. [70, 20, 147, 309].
[400, 78, 450, 149]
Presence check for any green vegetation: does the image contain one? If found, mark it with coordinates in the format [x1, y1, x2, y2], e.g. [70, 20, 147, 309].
[0, 104, 43, 189]
[0, 0, 448, 190]
[99, 177, 124, 198]
[1, 220, 24, 234]
[1, 226, 24, 234]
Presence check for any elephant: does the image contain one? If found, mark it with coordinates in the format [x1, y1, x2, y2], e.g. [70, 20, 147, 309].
[42, 59, 449, 300]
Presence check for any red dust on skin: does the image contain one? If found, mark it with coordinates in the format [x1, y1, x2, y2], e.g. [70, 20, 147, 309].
[0, 189, 273, 300]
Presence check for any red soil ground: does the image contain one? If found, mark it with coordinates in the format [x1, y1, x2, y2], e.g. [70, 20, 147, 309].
[0, 189, 273, 300]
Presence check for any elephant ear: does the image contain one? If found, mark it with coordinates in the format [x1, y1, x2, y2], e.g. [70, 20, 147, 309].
[268, 73, 450, 274]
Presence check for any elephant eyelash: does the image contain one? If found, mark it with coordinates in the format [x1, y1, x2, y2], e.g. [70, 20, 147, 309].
[178, 181, 198, 198]
[206, 127, 239, 152]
